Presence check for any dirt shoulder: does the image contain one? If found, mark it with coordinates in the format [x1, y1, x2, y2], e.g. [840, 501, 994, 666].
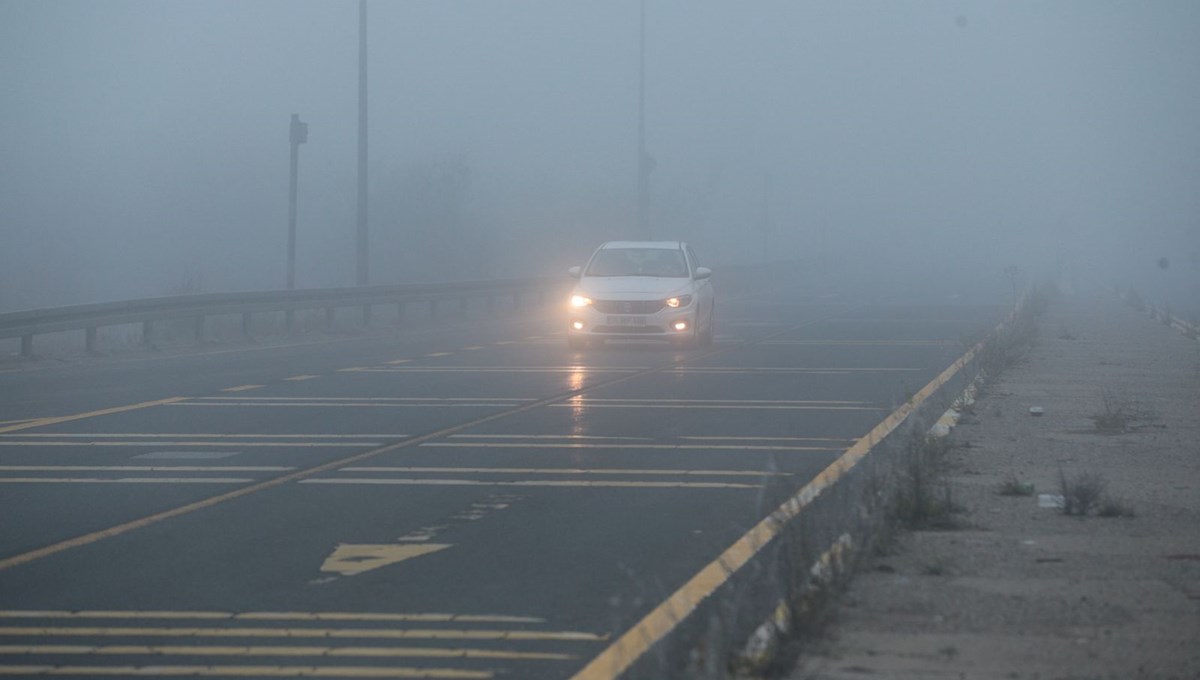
[789, 288, 1200, 680]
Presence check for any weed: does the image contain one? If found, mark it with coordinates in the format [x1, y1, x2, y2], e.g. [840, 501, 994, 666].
[1058, 467, 1107, 516]
[1090, 388, 1157, 433]
[998, 473, 1035, 497]
[1097, 497, 1136, 518]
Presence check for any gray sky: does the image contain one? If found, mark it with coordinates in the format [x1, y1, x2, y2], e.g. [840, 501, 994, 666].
[1, 1, 1197, 310]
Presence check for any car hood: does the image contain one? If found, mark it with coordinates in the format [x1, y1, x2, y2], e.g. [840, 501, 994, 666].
[577, 276, 691, 299]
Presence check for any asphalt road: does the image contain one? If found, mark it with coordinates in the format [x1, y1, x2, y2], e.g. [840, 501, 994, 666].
[0, 283, 1006, 679]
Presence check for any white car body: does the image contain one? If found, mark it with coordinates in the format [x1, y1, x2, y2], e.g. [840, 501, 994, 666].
[566, 241, 715, 348]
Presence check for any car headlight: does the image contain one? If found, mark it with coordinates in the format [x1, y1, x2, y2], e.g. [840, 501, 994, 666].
[665, 295, 693, 308]
[570, 295, 593, 308]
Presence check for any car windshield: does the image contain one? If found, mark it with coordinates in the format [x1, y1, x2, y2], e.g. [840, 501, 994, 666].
[585, 248, 689, 278]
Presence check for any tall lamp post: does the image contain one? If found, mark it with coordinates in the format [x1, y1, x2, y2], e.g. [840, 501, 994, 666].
[287, 113, 308, 290]
[356, 0, 370, 286]
[636, 0, 654, 240]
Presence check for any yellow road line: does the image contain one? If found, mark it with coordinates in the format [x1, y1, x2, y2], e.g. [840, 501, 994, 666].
[570, 338, 981, 680]
[0, 612, 542, 624]
[0, 666, 492, 678]
[302, 478, 761, 490]
[419, 442, 838, 451]
[221, 385, 264, 393]
[283, 375, 319, 382]
[341, 467, 791, 477]
[0, 478, 255, 485]
[0, 626, 607, 642]
[0, 644, 573, 661]
[0, 466, 293, 473]
[0, 397, 188, 435]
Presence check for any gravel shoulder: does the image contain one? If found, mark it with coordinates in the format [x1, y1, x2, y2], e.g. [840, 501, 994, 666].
[789, 288, 1200, 680]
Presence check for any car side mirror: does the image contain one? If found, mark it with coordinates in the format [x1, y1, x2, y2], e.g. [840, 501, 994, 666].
[567, 266, 582, 279]
[694, 266, 712, 280]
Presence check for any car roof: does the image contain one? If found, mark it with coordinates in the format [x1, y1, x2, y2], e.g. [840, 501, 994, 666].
[599, 241, 683, 250]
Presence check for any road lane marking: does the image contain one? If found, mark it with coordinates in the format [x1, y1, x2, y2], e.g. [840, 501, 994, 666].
[460, 346, 484, 351]
[1, 433, 407, 439]
[570, 328, 984, 680]
[0, 644, 573, 660]
[384, 359, 411, 364]
[341, 467, 791, 477]
[303, 479, 762, 489]
[192, 396, 537, 402]
[759, 339, 955, 346]
[348, 366, 922, 375]
[220, 384, 264, 393]
[0, 666, 492, 678]
[0, 397, 188, 435]
[321, 544, 452, 576]
[170, 402, 525, 409]
[0, 441, 380, 447]
[425, 352, 453, 357]
[420, 442, 840, 451]
[0, 309, 855, 572]
[0, 419, 35, 426]
[0, 466, 293, 473]
[0, 478, 254, 485]
[547, 403, 883, 411]
[0, 626, 608, 642]
[283, 375, 319, 381]
[0, 612, 543, 624]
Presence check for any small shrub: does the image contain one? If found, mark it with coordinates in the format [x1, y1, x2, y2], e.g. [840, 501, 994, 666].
[998, 473, 1035, 497]
[1090, 388, 1156, 433]
[1097, 497, 1135, 518]
[1059, 467, 1106, 516]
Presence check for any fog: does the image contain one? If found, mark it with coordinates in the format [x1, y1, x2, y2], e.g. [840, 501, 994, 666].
[2, 1, 1197, 314]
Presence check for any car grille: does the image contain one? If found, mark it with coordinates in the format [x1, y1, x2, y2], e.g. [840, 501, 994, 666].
[593, 325, 666, 334]
[593, 299, 664, 314]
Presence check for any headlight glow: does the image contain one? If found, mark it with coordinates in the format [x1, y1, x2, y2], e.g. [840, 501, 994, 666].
[570, 295, 593, 308]
[665, 295, 693, 308]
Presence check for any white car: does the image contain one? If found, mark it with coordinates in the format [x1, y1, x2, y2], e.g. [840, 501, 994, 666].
[566, 241, 715, 349]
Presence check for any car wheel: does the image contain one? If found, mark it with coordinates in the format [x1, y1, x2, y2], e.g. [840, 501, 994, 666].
[567, 336, 587, 350]
[699, 306, 714, 347]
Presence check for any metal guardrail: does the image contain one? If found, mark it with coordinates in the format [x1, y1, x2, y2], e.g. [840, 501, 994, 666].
[0, 277, 561, 357]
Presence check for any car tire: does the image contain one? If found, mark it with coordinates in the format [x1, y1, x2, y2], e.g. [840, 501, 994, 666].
[567, 336, 587, 350]
[699, 306, 714, 347]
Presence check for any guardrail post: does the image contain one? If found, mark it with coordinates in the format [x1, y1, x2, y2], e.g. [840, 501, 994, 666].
[142, 321, 154, 346]
[242, 312, 253, 339]
[20, 334, 33, 357]
[285, 310, 294, 335]
[85, 327, 98, 354]
[362, 304, 372, 328]
[325, 307, 336, 330]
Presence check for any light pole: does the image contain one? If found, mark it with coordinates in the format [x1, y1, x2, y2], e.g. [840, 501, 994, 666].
[636, 0, 654, 240]
[356, 0, 370, 286]
[287, 113, 308, 289]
